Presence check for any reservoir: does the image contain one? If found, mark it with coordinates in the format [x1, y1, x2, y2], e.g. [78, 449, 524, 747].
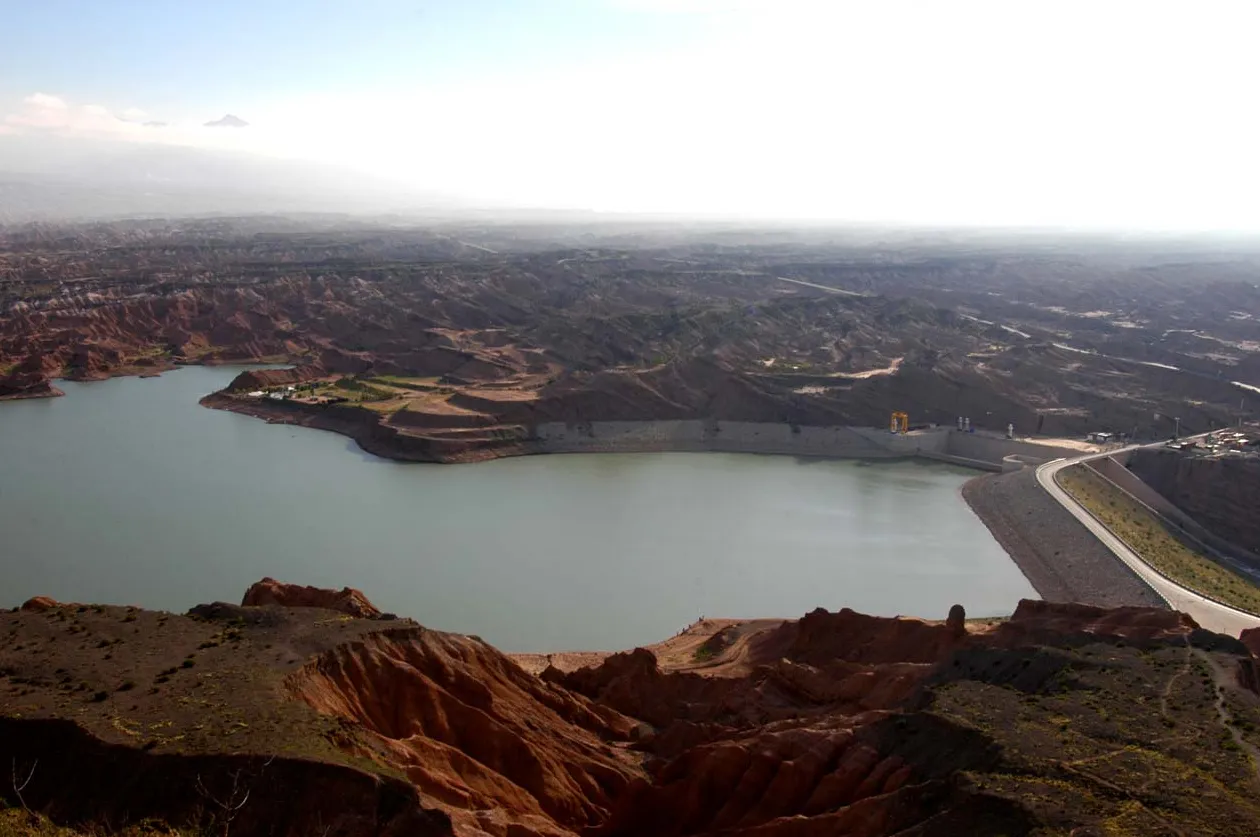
[0, 366, 1035, 652]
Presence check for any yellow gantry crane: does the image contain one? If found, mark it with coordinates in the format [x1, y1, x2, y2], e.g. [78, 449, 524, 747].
[890, 411, 909, 434]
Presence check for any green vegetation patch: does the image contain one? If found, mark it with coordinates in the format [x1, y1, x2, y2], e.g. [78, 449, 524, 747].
[1057, 464, 1260, 615]
[297, 376, 399, 404]
[369, 375, 440, 390]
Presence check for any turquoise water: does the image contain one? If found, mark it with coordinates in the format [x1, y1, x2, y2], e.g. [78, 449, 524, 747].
[0, 367, 1034, 651]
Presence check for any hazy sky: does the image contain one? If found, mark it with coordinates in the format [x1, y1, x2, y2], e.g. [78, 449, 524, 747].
[3, 0, 1259, 229]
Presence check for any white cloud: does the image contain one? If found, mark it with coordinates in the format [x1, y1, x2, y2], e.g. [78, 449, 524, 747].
[23, 93, 67, 110]
[1, 93, 240, 149]
[5, 1, 1260, 229]
[5, 95, 143, 135]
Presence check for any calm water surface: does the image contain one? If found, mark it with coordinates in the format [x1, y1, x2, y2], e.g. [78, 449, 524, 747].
[0, 367, 1035, 651]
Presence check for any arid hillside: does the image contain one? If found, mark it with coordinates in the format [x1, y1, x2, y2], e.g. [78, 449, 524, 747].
[3, 219, 1258, 449]
[3, 581, 1260, 836]
[1127, 448, 1260, 555]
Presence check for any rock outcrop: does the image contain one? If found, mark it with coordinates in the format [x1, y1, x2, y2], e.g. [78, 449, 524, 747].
[995, 598, 1198, 644]
[20, 595, 61, 612]
[1242, 626, 1260, 659]
[1126, 448, 1260, 555]
[241, 577, 382, 618]
[5, 592, 1259, 836]
[287, 629, 639, 836]
[0, 354, 63, 399]
[226, 364, 325, 392]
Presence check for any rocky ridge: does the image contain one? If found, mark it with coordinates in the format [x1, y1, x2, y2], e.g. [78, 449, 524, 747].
[4, 219, 1259, 452]
[3, 580, 1260, 835]
[242, 576, 384, 618]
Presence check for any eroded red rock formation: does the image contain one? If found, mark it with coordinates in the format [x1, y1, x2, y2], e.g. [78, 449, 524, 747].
[278, 597, 1218, 836]
[241, 577, 383, 618]
[6, 586, 1250, 836]
[19, 596, 61, 612]
[287, 629, 639, 837]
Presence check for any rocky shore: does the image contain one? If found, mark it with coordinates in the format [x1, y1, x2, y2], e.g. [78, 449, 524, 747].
[201, 391, 995, 468]
[0, 384, 64, 401]
[199, 392, 526, 463]
[962, 468, 1166, 608]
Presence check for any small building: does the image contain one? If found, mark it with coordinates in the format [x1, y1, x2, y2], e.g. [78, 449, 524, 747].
[1087, 431, 1114, 444]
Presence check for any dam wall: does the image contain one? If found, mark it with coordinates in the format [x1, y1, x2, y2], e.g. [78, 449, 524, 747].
[531, 420, 912, 458]
[530, 421, 1073, 471]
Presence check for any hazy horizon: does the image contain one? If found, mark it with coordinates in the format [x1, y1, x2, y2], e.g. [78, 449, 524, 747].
[4, 1, 1259, 230]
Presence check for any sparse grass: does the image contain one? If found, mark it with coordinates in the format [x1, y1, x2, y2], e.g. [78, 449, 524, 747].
[1058, 464, 1260, 615]
[369, 374, 440, 390]
[932, 640, 1260, 835]
[352, 398, 406, 414]
[0, 807, 189, 835]
[331, 377, 394, 401]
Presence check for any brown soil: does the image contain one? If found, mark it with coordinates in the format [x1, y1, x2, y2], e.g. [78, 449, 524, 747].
[5, 219, 1259, 461]
[6, 582, 1260, 836]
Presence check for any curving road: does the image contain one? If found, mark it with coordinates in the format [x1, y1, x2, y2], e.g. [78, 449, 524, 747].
[1036, 448, 1260, 637]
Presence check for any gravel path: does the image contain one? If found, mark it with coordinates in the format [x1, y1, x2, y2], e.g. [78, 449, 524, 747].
[963, 468, 1166, 608]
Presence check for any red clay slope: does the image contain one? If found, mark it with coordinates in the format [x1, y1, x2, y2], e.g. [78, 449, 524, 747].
[277, 587, 1225, 837]
[242, 576, 383, 618]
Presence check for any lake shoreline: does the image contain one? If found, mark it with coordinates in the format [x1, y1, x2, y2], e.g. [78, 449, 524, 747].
[200, 391, 967, 467]
[0, 385, 64, 401]
[3, 367, 1038, 652]
[202, 381, 1100, 475]
[200, 392, 524, 462]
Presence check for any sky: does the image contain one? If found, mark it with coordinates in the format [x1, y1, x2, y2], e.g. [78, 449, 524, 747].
[2, 0, 1259, 229]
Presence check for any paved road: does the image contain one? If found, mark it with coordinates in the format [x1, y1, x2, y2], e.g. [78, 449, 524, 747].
[1036, 447, 1260, 637]
[775, 276, 868, 297]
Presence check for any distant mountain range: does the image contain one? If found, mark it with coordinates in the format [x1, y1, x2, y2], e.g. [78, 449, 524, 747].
[0, 139, 450, 222]
[203, 114, 249, 128]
